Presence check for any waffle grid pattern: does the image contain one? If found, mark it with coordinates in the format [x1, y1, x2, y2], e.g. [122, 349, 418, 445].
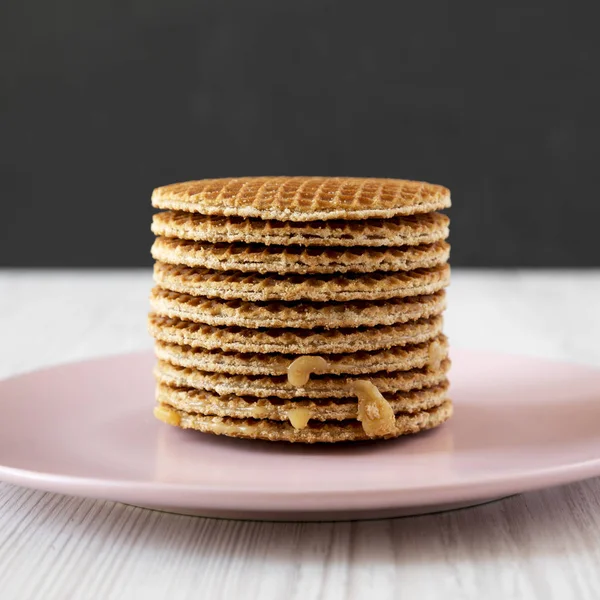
[152, 176, 451, 221]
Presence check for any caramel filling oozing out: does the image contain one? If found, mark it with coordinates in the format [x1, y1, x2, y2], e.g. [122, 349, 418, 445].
[286, 356, 399, 436]
[354, 380, 396, 438]
[287, 355, 330, 387]
[287, 356, 332, 429]
[154, 404, 181, 427]
[287, 407, 312, 430]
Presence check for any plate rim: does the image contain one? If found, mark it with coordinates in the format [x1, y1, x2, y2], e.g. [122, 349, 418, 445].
[2, 459, 600, 511]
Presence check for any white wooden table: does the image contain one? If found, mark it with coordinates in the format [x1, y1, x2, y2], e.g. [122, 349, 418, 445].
[1, 269, 600, 599]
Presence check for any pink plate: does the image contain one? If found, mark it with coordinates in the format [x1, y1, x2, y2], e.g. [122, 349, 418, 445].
[1, 349, 600, 521]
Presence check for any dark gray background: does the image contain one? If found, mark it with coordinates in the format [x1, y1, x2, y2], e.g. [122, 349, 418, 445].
[2, 1, 598, 267]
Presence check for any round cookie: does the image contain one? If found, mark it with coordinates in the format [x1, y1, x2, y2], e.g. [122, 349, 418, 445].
[149, 287, 446, 329]
[152, 211, 450, 248]
[148, 314, 444, 355]
[154, 358, 451, 399]
[153, 262, 450, 302]
[151, 176, 451, 221]
[157, 381, 449, 421]
[151, 237, 450, 275]
[154, 335, 448, 376]
[153, 400, 453, 443]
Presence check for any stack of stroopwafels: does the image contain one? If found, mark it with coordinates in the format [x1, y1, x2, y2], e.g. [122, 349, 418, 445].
[149, 176, 452, 443]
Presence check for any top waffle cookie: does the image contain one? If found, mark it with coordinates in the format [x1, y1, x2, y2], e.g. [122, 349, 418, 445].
[152, 176, 451, 221]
